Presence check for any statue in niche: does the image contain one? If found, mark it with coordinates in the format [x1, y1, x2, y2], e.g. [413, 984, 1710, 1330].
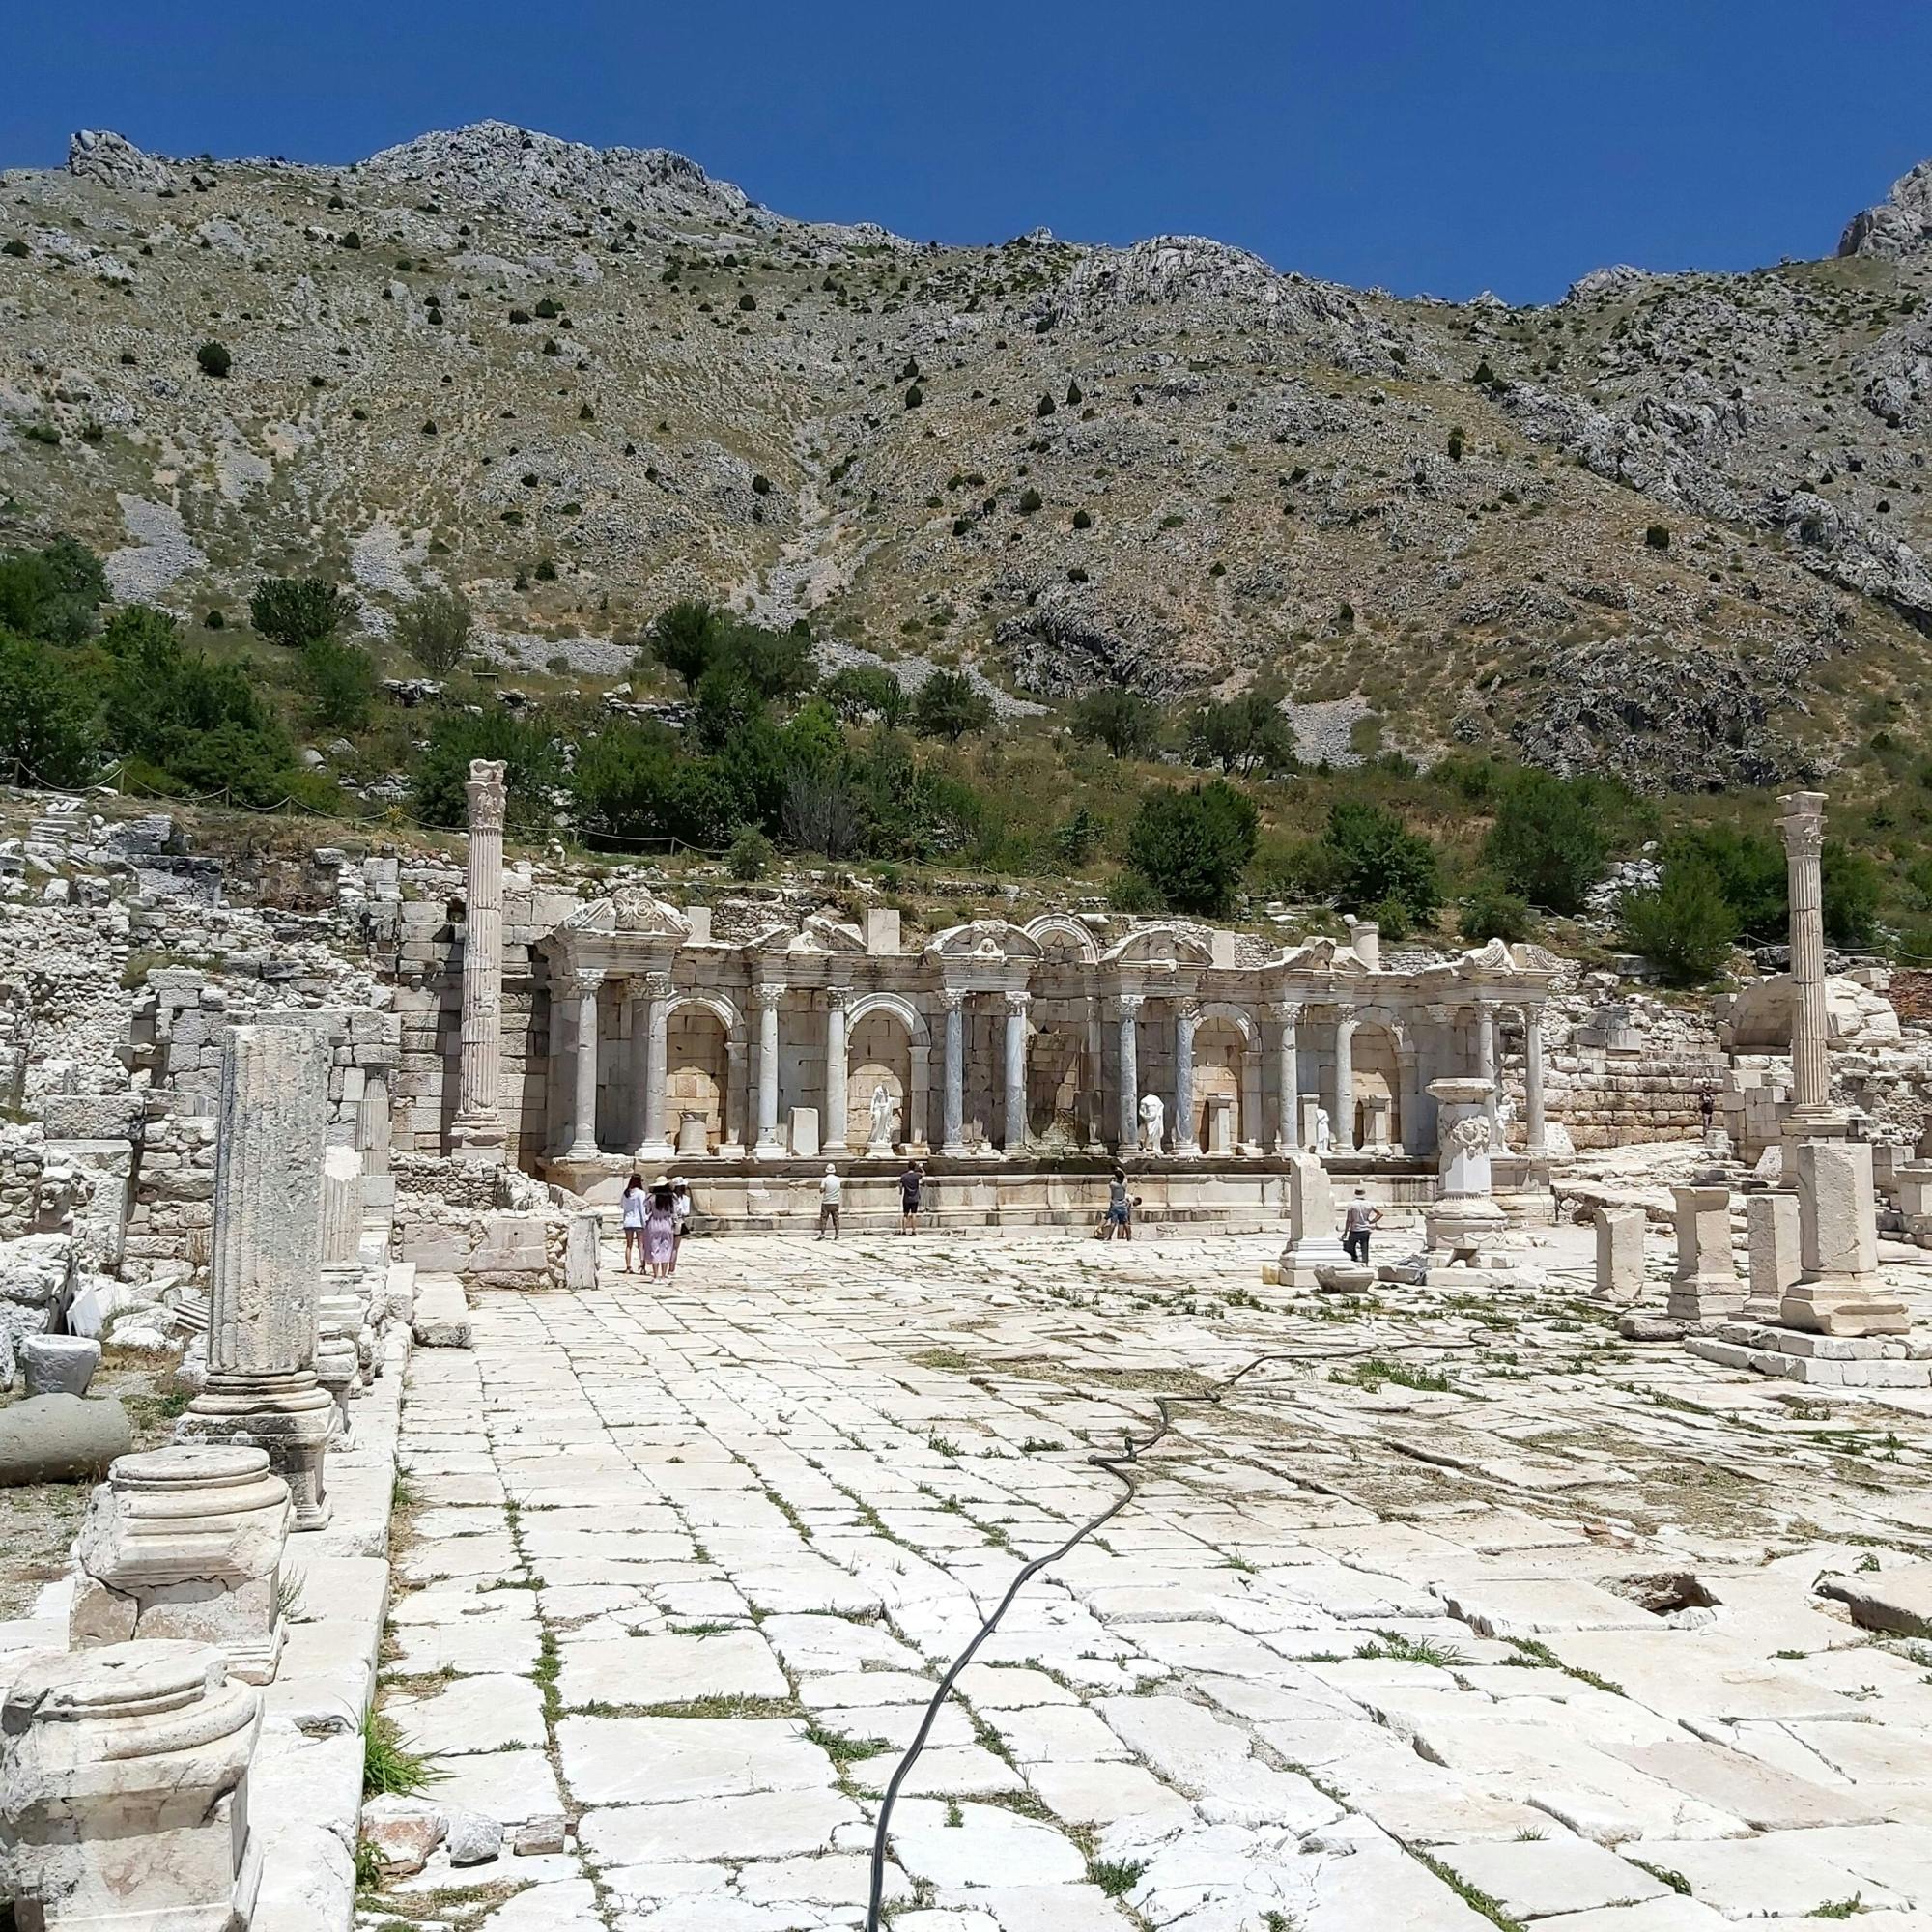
[1138, 1094, 1165, 1153]
[867, 1082, 898, 1151]
[1314, 1106, 1333, 1155]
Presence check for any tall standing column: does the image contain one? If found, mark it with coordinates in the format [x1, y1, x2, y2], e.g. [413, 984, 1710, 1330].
[1779, 791, 1833, 1129]
[564, 970, 604, 1162]
[1117, 995, 1143, 1151]
[1173, 998, 1201, 1156]
[824, 989, 850, 1153]
[1084, 999, 1108, 1152]
[1474, 999, 1500, 1150]
[635, 970, 674, 1160]
[940, 990, 966, 1155]
[753, 984, 785, 1153]
[1332, 1006, 1357, 1154]
[1521, 1002, 1548, 1157]
[450, 758, 508, 1164]
[1270, 1001, 1301, 1151]
[1002, 992, 1031, 1156]
[177, 1026, 335, 1532]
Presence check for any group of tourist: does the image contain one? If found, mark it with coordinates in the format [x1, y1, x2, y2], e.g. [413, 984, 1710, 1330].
[619, 1173, 692, 1276]
[817, 1160, 930, 1237]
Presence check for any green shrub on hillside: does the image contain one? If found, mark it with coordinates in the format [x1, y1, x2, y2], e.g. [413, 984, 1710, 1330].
[1071, 687, 1161, 758]
[0, 631, 98, 786]
[1480, 768, 1612, 914]
[409, 710, 560, 838]
[250, 577, 355, 650]
[394, 587, 473, 675]
[1126, 780, 1258, 915]
[302, 637, 376, 732]
[0, 536, 108, 645]
[1460, 878, 1536, 944]
[1618, 858, 1735, 984]
[1321, 798, 1441, 922]
[912, 670, 993, 743]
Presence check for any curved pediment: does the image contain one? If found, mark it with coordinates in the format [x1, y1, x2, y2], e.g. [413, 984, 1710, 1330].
[1280, 935, 1372, 975]
[613, 890, 692, 939]
[1102, 924, 1213, 967]
[925, 920, 1045, 962]
[1022, 913, 1102, 964]
[792, 913, 867, 954]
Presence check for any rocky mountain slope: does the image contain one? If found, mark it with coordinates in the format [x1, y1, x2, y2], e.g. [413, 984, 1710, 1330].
[5, 122, 1932, 790]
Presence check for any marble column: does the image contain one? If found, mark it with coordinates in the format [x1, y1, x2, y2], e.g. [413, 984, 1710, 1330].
[1001, 992, 1031, 1155]
[634, 970, 674, 1160]
[1083, 999, 1108, 1152]
[314, 1144, 366, 1435]
[450, 758, 508, 1164]
[1269, 1001, 1301, 1152]
[824, 989, 850, 1153]
[0, 1642, 265, 1931]
[1116, 995, 1143, 1151]
[564, 969, 603, 1161]
[753, 984, 785, 1153]
[723, 1038, 749, 1154]
[1397, 1048, 1421, 1156]
[940, 990, 966, 1155]
[1521, 1002, 1548, 1157]
[1173, 998, 1201, 1156]
[177, 1026, 335, 1532]
[1779, 790, 1833, 1128]
[1474, 999, 1500, 1150]
[1332, 1005, 1357, 1154]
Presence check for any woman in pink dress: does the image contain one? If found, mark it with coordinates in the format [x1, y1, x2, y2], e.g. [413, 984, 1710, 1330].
[642, 1178, 678, 1279]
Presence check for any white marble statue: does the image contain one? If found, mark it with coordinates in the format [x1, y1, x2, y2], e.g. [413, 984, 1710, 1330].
[1138, 1094, 1165, 1153]
[867, 1082, 897, 1151]
[1314, 1105, 1333, 1155]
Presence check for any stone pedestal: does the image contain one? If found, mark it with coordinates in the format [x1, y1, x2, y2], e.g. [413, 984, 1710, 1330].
[675, 1112, 709, 1156]
[450, 758, 509, 1164]
[1276, 1152, 1349, 1289]
[70, 1446, 292, 1686]
[1782, 1135, 1908, 1336]
[176, 1027, 334, 1532]
[788, 1107, 820, 1159]
[1359, 1094, 1393, 1155]
[1667, 1182, 1745, 1321]
[21, 1336, 99, 1398]
[0, 1641, 263, 1932]
[1297, 1094, 1320, 1152]
[1203, 1094, 1236, 1157]
[1745, 1191, 1802, 1316]
[1593, 1207, 1646, 1304]
[1423, 1077, 1507, 1260]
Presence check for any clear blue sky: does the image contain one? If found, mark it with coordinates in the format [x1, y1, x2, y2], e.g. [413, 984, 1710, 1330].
[7, 0, 1929, 303]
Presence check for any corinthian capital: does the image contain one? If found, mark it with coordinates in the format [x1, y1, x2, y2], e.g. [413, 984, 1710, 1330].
[1003, 991, 1032, 1017]
[567, 967, 605, 1000]
[1267, 1000, 1303, 1025]
[753, 983, 785, 1012]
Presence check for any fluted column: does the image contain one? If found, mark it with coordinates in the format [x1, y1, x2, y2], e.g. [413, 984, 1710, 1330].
[1117, 995, 1143, 1150]
[450, 757, 508, 1163]
[940, 990, 966, 1154]
[1332, 1005, 1357, 1154]
[1521, 1002, 1548, 1157]
[1269, 1001, 1301, 1151]
[1474, 999, 1500, 1150]
[1779, 791, 1833, 1127]
[1002, 992, 1031, 1156]
[564, 969, 603, 1161]
[177, 1026, 335, 1532]
[635, 970, 674, 1159]
[1173, 998, 1201, 1156]
[753, 984, 784, 1153]
[824, 989, 850, 1152]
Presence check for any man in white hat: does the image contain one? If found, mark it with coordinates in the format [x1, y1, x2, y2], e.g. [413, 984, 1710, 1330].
[818, 1162, 841, 1239]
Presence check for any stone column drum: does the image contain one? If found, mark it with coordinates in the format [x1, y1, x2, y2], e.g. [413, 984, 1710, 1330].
[1667, 1182, 1745, 1322]
[176, 1026, 335, 1533]
[70, 1445, 293, 1687]
[0, 1641, 263, 1932]
[450, 757, 509, 1164]
[1593, 1207, 1646, 1304]
[1745, 1191, 1802, 1316]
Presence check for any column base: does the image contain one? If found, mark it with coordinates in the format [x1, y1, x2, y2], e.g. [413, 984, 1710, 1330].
[753, 1135, 787, 1160]
[941, 1140, 967, 1157]
[564, 1140, 603, 1164]
[632, 1140, 675, 1165]
[1779, 1282, 1911, 1337]
[177, 1373, 333, 1533]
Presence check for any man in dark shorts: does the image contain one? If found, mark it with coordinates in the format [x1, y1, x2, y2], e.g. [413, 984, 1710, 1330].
[1342, 1189, 1381, 1264]
[899, 1161, 923, 1235]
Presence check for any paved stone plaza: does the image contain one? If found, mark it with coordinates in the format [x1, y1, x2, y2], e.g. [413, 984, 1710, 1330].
[377, 1223, 1932, 1930]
